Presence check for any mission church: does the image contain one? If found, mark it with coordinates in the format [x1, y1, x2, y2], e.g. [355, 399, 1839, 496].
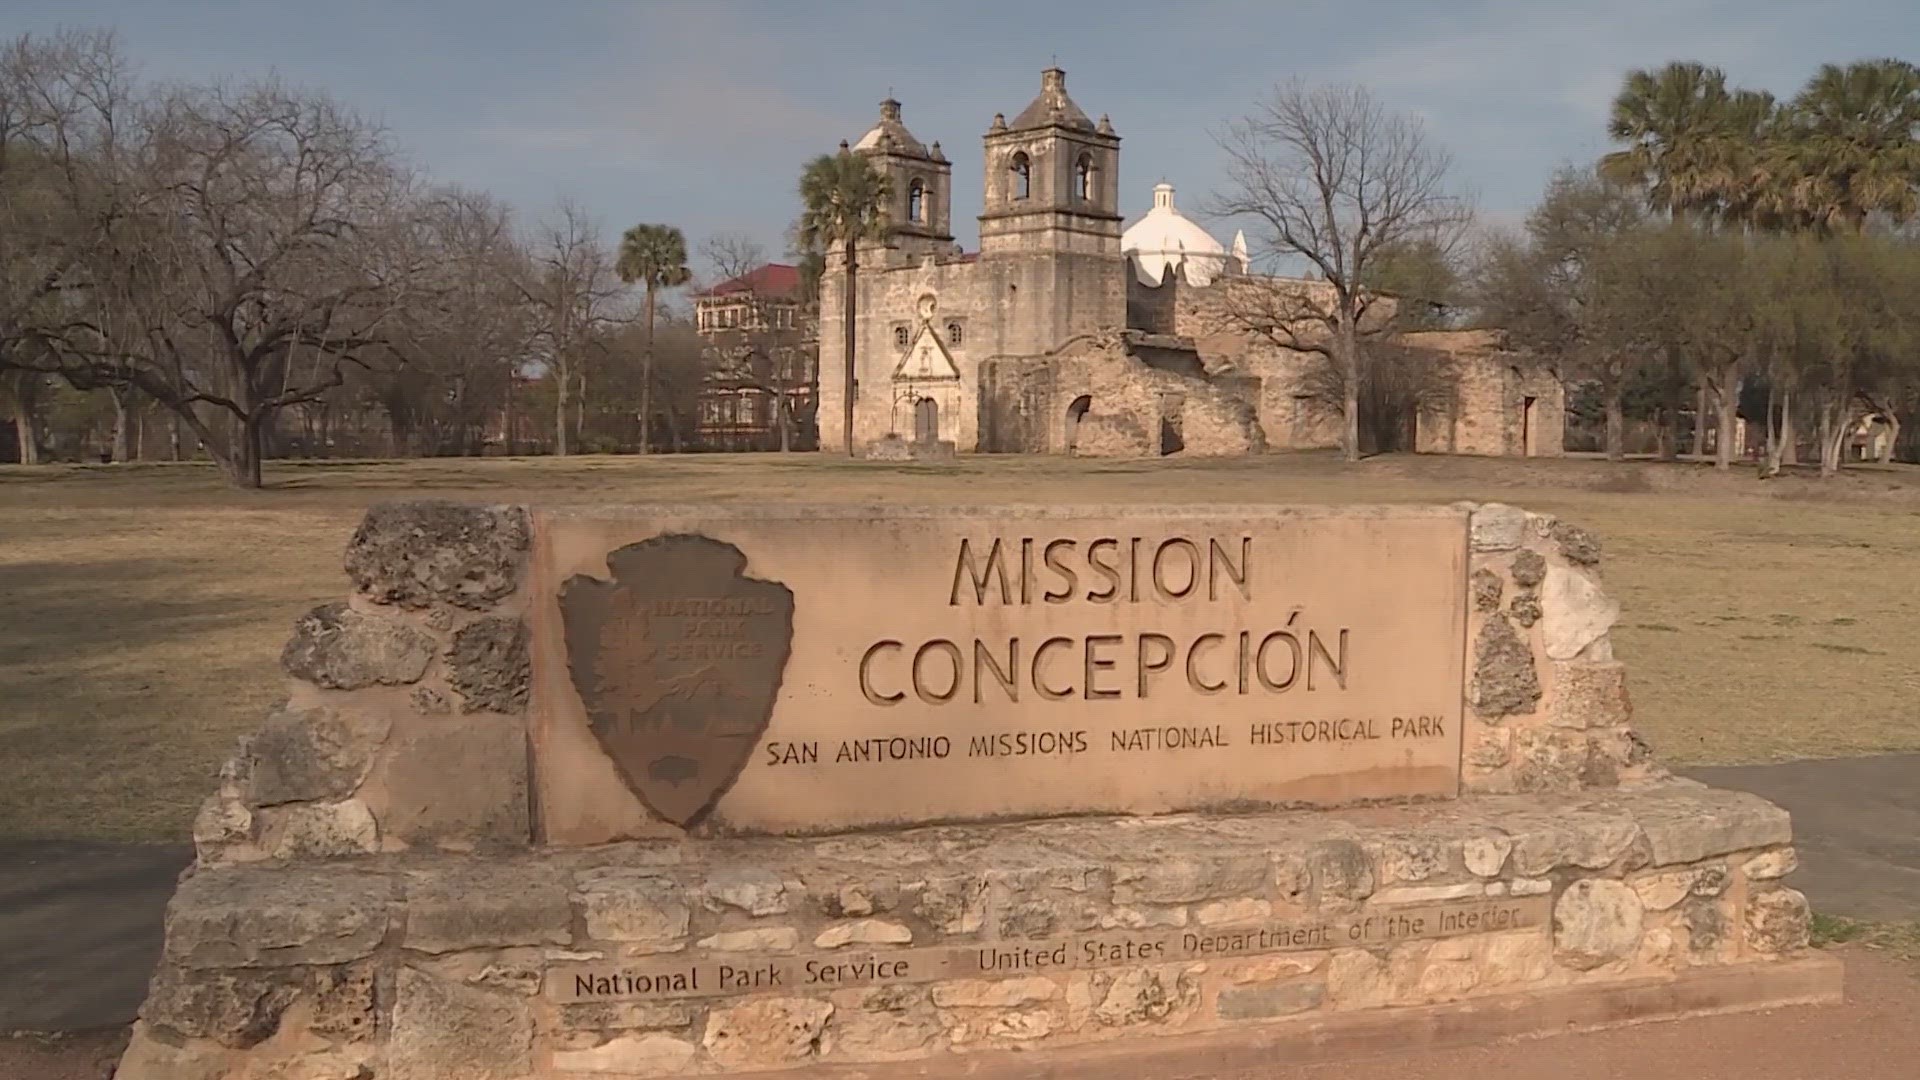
[817, 68, 1564, 459]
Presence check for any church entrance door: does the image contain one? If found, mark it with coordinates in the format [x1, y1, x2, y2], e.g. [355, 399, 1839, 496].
[913, 397, 939, 443]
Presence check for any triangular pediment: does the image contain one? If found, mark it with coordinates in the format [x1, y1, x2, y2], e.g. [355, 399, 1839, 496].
[893, 323, 961, 381]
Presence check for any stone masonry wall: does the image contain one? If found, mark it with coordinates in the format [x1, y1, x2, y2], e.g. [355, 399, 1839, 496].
[122, 784, 1813, 1079]
[193, 503, 537, 867]
[120, 500, 1821, 1079]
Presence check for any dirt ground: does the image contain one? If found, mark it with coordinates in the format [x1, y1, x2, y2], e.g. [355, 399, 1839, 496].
[2, 949, 1912, 1080]
[5, 451, 1920, 842]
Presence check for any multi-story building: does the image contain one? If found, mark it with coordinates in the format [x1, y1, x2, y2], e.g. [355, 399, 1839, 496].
[693, 264, 818, 451]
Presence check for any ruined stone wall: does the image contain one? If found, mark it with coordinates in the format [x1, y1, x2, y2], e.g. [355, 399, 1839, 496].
[1411, 332, 1566, 457]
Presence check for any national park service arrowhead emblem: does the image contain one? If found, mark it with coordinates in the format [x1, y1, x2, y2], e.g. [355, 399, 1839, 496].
[559, 535, 794, 828]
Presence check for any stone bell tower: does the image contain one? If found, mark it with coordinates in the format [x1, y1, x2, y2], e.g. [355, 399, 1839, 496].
[979, 67, 1123, 257]
[976, 67, 1127, 357]
[849, 97, 953, 262]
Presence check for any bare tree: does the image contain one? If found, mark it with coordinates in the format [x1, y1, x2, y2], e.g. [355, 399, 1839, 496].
[699, 232, 767, 288]
[522, 199, 627, 456]
[1212, 81, 1471, 460]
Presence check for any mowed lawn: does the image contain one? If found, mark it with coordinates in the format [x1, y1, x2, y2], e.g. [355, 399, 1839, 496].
[3, 452, 1918, 842]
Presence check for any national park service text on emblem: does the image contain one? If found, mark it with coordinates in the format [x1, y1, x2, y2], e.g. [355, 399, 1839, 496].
[559, 535, 794, 827]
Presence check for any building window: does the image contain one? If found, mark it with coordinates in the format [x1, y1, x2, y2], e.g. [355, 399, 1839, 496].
[894, 326, 909, 348]
[908, 179, 926, 225]
[1010, 152, 1030, 200]
[1075, 154, 1094, 201]
[947, 321, 963, 346]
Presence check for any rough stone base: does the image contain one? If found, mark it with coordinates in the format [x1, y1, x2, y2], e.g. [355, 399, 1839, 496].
[121, 780, 1822, 1079]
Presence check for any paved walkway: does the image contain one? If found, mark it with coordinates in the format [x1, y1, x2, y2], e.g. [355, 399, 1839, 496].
[0, 754, 1913, 1040]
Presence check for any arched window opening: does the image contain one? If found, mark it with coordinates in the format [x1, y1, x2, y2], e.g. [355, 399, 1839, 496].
[894, 326, 909, 348]
[947, 321, 963, 346]
[908, 179, 926, 225]
[1075, 154, 1094, 201]
[1010, 152, 1031, 200]
[1065, 394, 1092, 454]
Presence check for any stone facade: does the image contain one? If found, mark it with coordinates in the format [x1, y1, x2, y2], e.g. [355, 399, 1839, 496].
[121, 500, 1831, 1079]
[816, 71, 1564, 460]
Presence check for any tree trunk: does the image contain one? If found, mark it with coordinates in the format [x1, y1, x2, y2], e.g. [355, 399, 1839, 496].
[215, 412, 267, 489]
[1339, 326, 1361, 462]
[1693, 383, 1709, 461]
[502, 372, 516, 457]
[555, 357, 571, 456]
[640, 286, 656, 455]
[170, 413, 183, 462]
[1760, 382, 1780, 478]
[843, 239, 859, 457]
[1880, 414, 1901, 465]
[575, 369, 587, 451]
[1781, 394, 1798, 466]
[11, 394, 39, 465]
[1603, 379, 1625, 462]
[1714, 372, 1739, 471]
[1817, 399, 1840, 477]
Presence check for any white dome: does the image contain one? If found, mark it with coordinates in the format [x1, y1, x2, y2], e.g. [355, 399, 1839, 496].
[1122, 183, 1243, 287]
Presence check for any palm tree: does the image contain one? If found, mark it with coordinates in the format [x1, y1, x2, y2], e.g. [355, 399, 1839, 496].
[1600, 62, 1737, 223]
[798, 147, 890, 456]
[615, 223, 691, 454]
[1781, 59, 1920, 236]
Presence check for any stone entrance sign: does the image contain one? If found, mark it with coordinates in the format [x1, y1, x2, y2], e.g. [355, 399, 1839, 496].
[529, 506, 1468, 839]
[120, 499, 1836, 1080]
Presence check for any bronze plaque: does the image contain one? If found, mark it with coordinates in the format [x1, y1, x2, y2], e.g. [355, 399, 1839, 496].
[559, 534, 794, 827]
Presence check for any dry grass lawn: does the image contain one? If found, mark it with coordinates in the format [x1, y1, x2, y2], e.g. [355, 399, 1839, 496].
[4, 451, 1919, 842]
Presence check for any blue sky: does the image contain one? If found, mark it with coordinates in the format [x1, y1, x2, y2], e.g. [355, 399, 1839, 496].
[15, 0, 1920, 276]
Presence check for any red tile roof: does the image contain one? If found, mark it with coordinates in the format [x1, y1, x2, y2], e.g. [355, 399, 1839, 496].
[701, 263, 803, 299]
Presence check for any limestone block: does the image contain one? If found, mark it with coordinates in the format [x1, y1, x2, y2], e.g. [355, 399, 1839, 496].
[1630, 869, 1699, 912]
[1553, 879, 1644, 970]
[281, 603, 436, 689]
[309, 963, 378, 1042]
[1510, 549, 1547, 589]
[357, 713, 529, 847]
[1112, 856, 1268, 904]
[909, 874, 988, 934]
[163, 868, 395, 969]
[1372, 882, 1485, 905]
[999, 895, 1100, 938]
[1550, 662, 1631, 730]
[984, 1009, 1055, 1041]
[1372, 835, 1451, 884]
[1508, 810, 1639, 876]
[258, 799, 378, 859]
[1226, 955, 1323, 983]
[1542, 566, 1619, 660]
[1681, 897, 1732, 960]
[1507, 878, 1553, 896]
[1471, 568, 1504, 613]
[1552, 521, 1603, 565]
[557, 1000, 695, 1032]
[1470, 504, 1527, 552]
[1469, 614, 1541, 718]
[1481, 930, 1554, 985]
[825, 882, 876, 917]
[1466, 726, 1512, 769]
[1271, 850, 1311, 901]
[1094, 967, 1182, 1026]
[116, 1024, 228, 1080]
[1464, 834, 1513, 877]
[446, 617, 529, 714]
[824, 1008, 943, 1062]
[402, 866, 571, 954]
[702, 868, 793, 916]
[1307, 839, 1374, 901]
[814, 919, 913, 949]
[550, 1033, 697, 1076]
[1509, 592, 1542, 627]
[698, 927, 800, 952]
[1098, 905, 1188, 929]
[1744, 848, 1800, 881]
[576, 870, 690, 950]
[239, 706, 391, 807]
[409, 685, 451, 715]
[932, 977, 1059, 1008]
[1636, 789, 1792, 866]
[1195, 898, 1271, 926]
[387, 967, 533, 1080]
[1512, 727, 1594, 792]
[140, 966, 300, 1048]
[345, 502, 531, 611]
[192, 795, 253, 854]
[1745, 887, 1811, 954]
[702, 997, 833, 1070]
